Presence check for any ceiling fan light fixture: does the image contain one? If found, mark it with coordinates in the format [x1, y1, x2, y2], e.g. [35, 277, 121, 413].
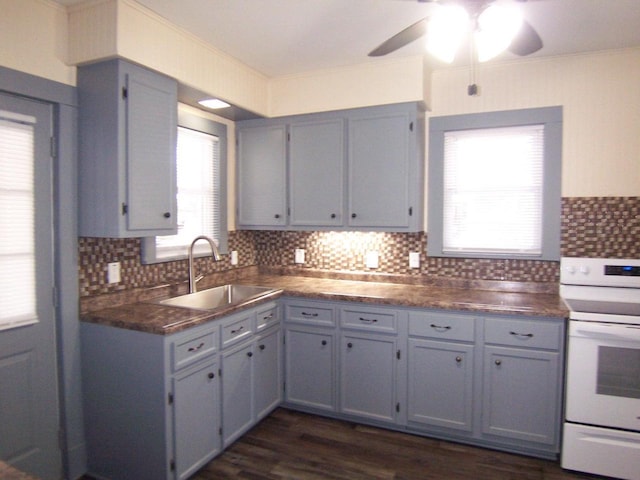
[475, 3, 523, 62]
[426, 4, 469, 63]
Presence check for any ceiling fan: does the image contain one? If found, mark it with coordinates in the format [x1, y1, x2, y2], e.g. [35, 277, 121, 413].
[368, 0, 543, 62]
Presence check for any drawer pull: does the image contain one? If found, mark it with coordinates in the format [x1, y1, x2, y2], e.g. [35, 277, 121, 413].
[188, 342, 205, 352]
[495, 359, 502, 366]
[509, 331, 534, 338]
[321, 340, 327, 346]
[430, 323, 452, 332]
[455, 356, 462, 363]
[259, 344, 266, 351]
[247, 351, 253, 358]
[301, 311, 318, 317]
[359, 317, 378, 324]
[262, 313, 274, 321]
[347, 342, 353, 349]
[207, 372, 215, 379]
[230, 326, 245, 335]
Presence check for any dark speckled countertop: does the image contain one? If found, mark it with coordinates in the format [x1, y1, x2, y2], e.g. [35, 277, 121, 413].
[80, 273, 568, 335]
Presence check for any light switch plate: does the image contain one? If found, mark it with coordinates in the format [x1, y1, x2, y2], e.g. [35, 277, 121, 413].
[230, 250, 238, 265]
[295, 248, 305, 264]
[107, 262, 121, 284]
[366, 251, 379, 269]
[409, 252, 420, 269]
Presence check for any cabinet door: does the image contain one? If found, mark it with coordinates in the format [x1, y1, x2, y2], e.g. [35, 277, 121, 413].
[284, 327, 336, 411]
[348, 111, 412, 228]
[237, 125, 287, 227]
[408, 339, 474, 432]
[172, 359, 220, 480]
[126, 66, 177, 233]
[340, 333, 397, 422]
[482, 346, 560, 446]
[254, 328, 282, 421]
[289, 119, 344, 227]
[221, 341, 254, 447]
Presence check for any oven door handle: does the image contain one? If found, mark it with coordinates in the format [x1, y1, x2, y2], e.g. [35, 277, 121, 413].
[572, 322, 640, 341]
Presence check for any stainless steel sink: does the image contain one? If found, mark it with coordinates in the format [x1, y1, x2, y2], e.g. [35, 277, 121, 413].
[155, 284, 278, 311]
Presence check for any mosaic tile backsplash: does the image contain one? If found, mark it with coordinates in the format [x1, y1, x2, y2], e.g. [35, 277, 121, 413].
[79, 197, 639, 297]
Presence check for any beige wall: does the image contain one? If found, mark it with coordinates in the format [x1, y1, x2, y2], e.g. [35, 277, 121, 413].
[0, 0, 75, 86]
[3, 0, 638, 215]
[429, 48, 640, 198]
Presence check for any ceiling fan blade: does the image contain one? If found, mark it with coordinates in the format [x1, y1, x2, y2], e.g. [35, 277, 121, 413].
[508, 19, 543, 56]
[368, 17, 428, 57]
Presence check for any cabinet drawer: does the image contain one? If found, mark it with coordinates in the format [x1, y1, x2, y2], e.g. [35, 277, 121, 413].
[221, 313, 254, 349]
[409, 311, 475, 342]
[341, 307, 397, 333]
[256, 303, 279, 332]
[286, 302, 335, 326]
[484, 317, 562, 350]
[172, 329, 218, 371]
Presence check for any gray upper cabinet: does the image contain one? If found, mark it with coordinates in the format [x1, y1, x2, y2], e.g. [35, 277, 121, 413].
[236, 124, 287, 228]
[348, 108, 419, 229]
[289, 119, 345, 227]
[236, 102, 424, 231]
[77, 59, 178, 237]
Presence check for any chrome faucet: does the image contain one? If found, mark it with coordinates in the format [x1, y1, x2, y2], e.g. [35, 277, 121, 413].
[188, 235, 221, 293]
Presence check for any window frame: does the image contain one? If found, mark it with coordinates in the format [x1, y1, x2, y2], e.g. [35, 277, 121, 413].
[141, 111, 228, 264]
[427, 106, 562, 261]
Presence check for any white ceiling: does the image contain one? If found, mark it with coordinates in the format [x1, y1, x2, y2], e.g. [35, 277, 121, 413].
[55, 0, 640, 77]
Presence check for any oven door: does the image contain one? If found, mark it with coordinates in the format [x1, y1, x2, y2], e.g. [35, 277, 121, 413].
[566, 320, 640, 432]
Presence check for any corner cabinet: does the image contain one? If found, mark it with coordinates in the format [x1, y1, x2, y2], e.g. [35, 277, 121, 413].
[236, 102, 424, 231]
[236, 124, 287, 228]
[77, 59, 178, 237]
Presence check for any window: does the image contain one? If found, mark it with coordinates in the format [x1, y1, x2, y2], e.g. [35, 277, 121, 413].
[427, 107, 562, 260]
[0, 109, 37, 330]
[142, 112, 227, 263]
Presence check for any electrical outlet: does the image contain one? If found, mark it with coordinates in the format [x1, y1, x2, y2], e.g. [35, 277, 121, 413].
[409, 252, 420, 269]
[107, 262, 121, 284]
[295, 248, 305, 264]
[365, 251, 379, 269]
[230, 250, 238, 266]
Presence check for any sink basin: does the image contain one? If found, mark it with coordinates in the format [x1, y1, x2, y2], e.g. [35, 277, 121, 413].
[155, 284, 278, 311]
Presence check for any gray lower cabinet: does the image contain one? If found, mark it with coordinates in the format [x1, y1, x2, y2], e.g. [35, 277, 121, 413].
[407, 311, 475, 433]
[81, 320, 220, 480]
[221, 304, 282, 447]
[340, 332, 398, 422]
[172, 359, 221, 480]
[77, 58, 178, 237]
[481, 317, 563, 448]
[284, 301, 337, 411]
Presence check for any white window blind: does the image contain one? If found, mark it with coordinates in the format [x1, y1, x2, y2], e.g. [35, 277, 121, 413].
[0, 111, 38, 331]
[155, 126, 220, 259]
[442, 125, 544, 256]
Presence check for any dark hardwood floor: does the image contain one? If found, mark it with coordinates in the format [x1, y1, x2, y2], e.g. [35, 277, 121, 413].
[192, 408, 598, 480]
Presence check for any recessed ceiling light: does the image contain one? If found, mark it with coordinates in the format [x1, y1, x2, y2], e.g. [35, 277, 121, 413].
[198, 98, 231, 109]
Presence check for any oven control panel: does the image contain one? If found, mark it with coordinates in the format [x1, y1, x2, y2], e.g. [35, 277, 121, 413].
[561, 257, 640, 288]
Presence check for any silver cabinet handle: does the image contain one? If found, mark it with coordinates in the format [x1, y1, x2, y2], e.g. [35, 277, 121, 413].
[188, 342, 205, 352]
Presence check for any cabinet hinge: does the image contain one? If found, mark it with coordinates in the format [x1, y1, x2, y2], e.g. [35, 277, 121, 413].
[169, 460, 175, 472]
[396, 402, 400, 413]
[50, 136, 57, 158]
[219, 427, 223, 436]
[122, 86, 128, 99]
[218, 368, 222, 377]
[397, 349, 401, 360]
[168, 392, 174, 405]
[121, 203, 128, 215]
[58, 428, 65, 450]
[287, 132, 290, 142]
[52, 286, 58, 308]
[408, 206, 413, 217]
[409, 121, 414, 132]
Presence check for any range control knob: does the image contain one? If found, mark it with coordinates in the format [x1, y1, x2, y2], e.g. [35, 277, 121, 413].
[579, 265, 590, 275]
